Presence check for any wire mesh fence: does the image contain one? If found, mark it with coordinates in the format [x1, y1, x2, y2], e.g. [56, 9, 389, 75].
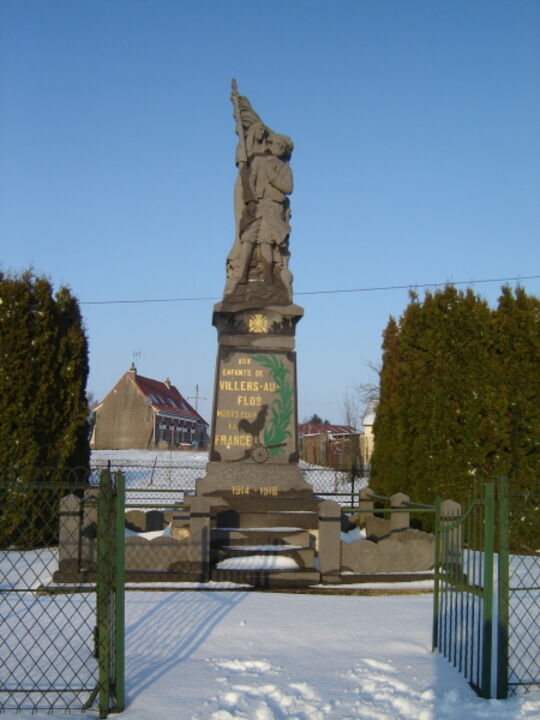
[89, 458, 367, 509]
[0, 476, 98, 713]
[498, 480, 540, 698]
[0, 472, 123, 716]
[433, 477, 540, 700]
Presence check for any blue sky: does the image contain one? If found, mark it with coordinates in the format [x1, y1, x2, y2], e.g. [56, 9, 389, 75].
[1, 0, 539, 426]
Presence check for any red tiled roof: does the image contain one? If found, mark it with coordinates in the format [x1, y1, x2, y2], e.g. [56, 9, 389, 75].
[130, 373, 208, 426]
[298, 423, 357, 436]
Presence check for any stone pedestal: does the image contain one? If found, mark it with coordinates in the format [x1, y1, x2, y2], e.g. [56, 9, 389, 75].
[196, 295, 312, 500]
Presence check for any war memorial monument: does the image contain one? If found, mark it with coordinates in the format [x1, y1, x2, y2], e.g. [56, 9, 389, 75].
[195, 81, 312, 502]
[56, 83, 436, 588]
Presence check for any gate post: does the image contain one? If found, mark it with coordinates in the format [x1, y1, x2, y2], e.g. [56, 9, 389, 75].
[432, 496, 441, 651]
[481, 481, 495, 698]
[113, 471, 125, 712]
[96, 469, 113, 718]
[94, 469, 125, 718]
[496, 476, 509, 699]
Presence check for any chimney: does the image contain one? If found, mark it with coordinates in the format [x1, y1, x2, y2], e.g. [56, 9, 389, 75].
[129, 362, 137, 375]
[164, 377, 171, 389]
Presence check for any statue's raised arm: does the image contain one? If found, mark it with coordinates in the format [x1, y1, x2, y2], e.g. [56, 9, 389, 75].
[224, 81, 294, 306]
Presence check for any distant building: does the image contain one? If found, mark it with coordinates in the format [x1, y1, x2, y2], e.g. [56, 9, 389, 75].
[359, 401, 377, 475]
[91, 365, 209, 450]
[298, 423, 361, 468]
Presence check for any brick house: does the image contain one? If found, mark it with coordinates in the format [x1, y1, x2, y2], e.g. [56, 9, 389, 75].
[91, 365, 209, 450]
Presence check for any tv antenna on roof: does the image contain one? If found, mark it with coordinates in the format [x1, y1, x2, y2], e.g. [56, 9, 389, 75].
[188, 384, 207, 412]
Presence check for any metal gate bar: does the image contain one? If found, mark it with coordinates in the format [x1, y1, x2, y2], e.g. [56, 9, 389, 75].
[433, 483, 495, 698]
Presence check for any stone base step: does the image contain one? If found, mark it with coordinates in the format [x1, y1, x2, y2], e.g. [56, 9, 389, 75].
[52, 569, 207, 584]
[212, 528, 312, 547]
[212, 546, 315, 568]
[210, 568, 321, 588]
[335, 572, 434, 584]
[221, 511, 319, 530]
[211, 493, 323, 514]
[215, 509, 319, 530]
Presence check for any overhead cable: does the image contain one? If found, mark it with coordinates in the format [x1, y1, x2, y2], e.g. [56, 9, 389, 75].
[80, 274, 540, 306]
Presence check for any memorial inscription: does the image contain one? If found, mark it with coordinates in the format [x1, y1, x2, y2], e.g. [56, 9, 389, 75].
[211, 350, 296, 464]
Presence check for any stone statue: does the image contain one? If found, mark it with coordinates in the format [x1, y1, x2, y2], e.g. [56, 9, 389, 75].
[224, 80, 294, 305]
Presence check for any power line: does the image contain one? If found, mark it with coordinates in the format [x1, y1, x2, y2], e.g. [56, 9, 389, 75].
[80, 274, 540, 306]
[295, 274, 540, 296]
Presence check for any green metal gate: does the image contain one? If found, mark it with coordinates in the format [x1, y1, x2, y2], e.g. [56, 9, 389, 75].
[0, 469, 125, 717]
[433, 477, 540, 699]
[432, 482, 495, 698]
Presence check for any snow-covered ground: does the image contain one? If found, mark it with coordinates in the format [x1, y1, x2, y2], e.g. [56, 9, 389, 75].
[1, 451, 536, 717]
[91, 449, 208, 466]
[2, 589, 539, 719]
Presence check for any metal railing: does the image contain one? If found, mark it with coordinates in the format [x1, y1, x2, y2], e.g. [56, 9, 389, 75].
[432, 477, 540, 699]
[432, 483, 495, 698]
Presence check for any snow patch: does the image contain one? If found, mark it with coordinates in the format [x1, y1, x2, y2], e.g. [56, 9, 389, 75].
[216, 555, 300, 571]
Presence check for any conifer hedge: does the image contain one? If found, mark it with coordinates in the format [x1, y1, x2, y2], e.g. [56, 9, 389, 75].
[370, 285, 540, 542]
[0, 270, 90, 546]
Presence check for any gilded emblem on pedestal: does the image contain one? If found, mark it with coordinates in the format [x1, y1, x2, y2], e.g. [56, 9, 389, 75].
[249, 314, 268, 333]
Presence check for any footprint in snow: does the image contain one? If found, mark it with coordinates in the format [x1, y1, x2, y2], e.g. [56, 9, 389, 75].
[212, 658, 278, 675]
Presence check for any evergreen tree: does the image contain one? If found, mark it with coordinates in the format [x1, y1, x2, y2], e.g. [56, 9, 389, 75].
[492, 287, 540, 552]
[0, 270, 89, 545]
[370, 286, 508, 517]
[370, 316, 402, 496]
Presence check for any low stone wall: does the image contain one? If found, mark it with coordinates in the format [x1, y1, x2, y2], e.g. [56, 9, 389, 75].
[341, 529, 434, 573]
[58, 488, 437, 585]
[125, 535, 190, 572]
[57, 493, 211, 581]
[317, 488, 436, 581]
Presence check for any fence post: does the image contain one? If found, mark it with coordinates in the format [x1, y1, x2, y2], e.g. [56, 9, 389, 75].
[432, 496, 441, 651]
[96, 470, 112, 718]
[58, 493, 81, 574]
[357, 486, 374, 521]
[189, 497, 211, 581]
[318, 500, 342, 582]
[113, 472, 125, 712]
[496, 476, 509, 699]
[390, 493, 409, 531]
[481, 481, 495, 698]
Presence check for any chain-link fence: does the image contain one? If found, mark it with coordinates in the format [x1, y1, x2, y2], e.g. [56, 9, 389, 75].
[90, 458, 367, 509]
[433, 477, 540, 700]
[0, 471, 124, 716]
[498, 479, 540, 698]
[299, 463, 368, 505]
[90, 459, 203, 509]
